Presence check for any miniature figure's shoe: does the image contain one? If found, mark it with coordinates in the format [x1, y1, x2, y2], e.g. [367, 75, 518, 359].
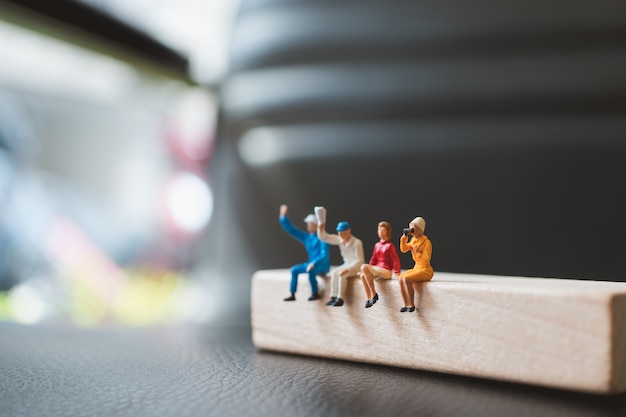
[372, 293, 379, 304]
[408, 306, 416, 312]
[308, 293, 321, 301]
[401, 306, 416, 312]
[332, 298, 344, 307]
[365, 299, 373, 308]
[325, 297, 337, 306]
[284, 294, 296, 301]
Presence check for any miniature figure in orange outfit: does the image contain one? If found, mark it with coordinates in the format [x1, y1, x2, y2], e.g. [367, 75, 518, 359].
[398, 217, 434, 313]
[359, 221, 401, 308]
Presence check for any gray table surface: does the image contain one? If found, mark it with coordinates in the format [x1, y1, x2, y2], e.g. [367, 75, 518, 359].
[1, 322, 625, 417]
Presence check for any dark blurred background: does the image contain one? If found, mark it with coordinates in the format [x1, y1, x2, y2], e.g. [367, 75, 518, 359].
[1, 0, 625, 328]
[213, 0, 626, 325]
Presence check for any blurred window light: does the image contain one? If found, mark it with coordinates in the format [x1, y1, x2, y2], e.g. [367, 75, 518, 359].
[78, 0, 241, 83]
[0, 20, 137, 103]
[9, 283, 50, 325]
[166, 172, 213, 234]
[170, 88, 217, 162]
[238, 125, 356, 166]
[238, 127, 286, 166]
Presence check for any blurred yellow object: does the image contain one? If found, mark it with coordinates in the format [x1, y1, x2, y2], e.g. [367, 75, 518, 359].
[68, 279, 108, 327]
[0, 268, 186, 327]
[112, 269, 182, 326]
[0, 292, 10, 320]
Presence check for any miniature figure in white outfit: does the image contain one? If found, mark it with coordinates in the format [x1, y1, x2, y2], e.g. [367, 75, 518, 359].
[315, 207, 364, 307]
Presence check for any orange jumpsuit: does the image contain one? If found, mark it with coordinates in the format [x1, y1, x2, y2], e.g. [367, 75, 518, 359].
[399, 234, 434, 281]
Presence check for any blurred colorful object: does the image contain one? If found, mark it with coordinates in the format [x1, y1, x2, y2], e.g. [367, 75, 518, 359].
[0, 266, 209, 327]
[0, 13, 219, 327]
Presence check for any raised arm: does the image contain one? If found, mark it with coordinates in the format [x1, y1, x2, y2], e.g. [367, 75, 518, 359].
[399, 234, 410, 253]
[317, 228, 341, 245]
[279, 205, 307, 243]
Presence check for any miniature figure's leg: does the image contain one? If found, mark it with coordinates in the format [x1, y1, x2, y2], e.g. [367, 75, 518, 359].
[290, 263, 308, 293]
[307, 272, 319, 295]
[367, 266, 392, 301]
[330, 269, 340, 298]
[360, 274, 373, 306]
[307, 267, 325, 296]
[401, 268, 434, 282]
[335, 264, 352, 300]
[360, 264, 375, 300]
[339, 266, 360, 300]
[404, 277, 415, 306]
[399, 268, 433, 311]
[398, 277, 412, 307]
[337, 274, 346, 300]
[359, 273, 368, 299]
[411, 281, 423, 307]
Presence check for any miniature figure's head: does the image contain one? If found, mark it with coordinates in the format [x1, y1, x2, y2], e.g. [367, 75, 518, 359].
[304, 214, 317, 233]
[336, 221, 352, 241]
[377, 221, 391, 241]
[409, 217, 425, 237]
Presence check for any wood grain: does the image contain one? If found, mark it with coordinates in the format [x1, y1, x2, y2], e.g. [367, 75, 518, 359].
[251, 269, 626, 393]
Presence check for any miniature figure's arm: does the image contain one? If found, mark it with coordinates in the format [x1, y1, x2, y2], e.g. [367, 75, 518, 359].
[308, 241, 330, 270]
[347, 238, 365, 270]
[390, 243, 402, 274]
[368, 244, 378, 265]
[315, 206, 340, 245]
[279, 215, 307, 243]
[358, 240, 365, 264]
[399, 234, 410, 253]
[314, 206, 326, 225]
[317, 228, 340, 245]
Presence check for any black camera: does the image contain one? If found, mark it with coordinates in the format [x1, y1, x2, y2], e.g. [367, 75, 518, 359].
[402, 227, 414, 236]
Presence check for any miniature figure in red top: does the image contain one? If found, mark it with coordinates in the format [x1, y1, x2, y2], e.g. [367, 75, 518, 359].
[359, 221, 401, 308]
[398, 216, 434, 312]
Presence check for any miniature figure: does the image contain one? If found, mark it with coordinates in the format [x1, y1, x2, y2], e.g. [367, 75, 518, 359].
[279, 204, 330, 301]
[315, 206, 364, 307]
[398, 217, 434, 312]
[359, 221, 401, 308]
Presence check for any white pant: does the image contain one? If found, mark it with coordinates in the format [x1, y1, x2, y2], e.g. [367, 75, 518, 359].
[329, 264, 360, 299]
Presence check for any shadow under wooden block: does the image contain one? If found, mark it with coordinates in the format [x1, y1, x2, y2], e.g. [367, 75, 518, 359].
[251, 269, 626, 394]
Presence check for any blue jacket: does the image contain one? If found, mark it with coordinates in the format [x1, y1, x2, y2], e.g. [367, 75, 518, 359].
[279, 216, 330, 272]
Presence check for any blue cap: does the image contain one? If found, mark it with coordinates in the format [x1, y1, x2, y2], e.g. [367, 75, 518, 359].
[336, 221, 350, 232]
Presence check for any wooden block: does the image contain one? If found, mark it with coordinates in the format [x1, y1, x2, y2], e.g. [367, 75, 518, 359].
[251, 269, 626, 394]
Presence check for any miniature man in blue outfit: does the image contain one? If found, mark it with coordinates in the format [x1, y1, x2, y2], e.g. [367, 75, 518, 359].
[279, 204, 330, 301]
